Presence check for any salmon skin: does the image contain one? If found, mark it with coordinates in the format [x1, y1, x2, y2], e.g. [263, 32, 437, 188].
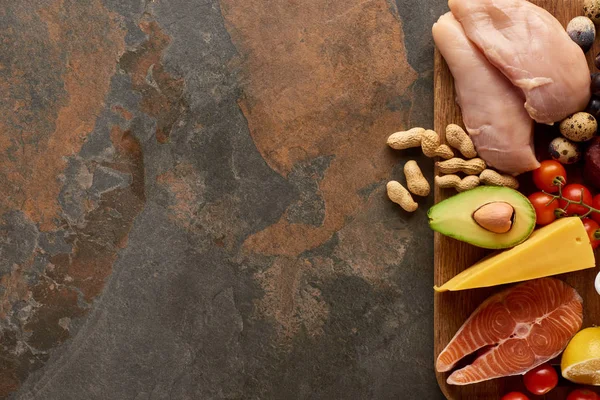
[437, 278, 583, 385]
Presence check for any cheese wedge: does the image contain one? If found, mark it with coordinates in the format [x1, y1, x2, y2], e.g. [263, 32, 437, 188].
[435, 217, 595, 292]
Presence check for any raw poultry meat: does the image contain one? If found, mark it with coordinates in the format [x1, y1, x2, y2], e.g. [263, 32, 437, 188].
[433, 12, 539, 175]
[449, 0, 591, 124]
[437, 278, 583, 385]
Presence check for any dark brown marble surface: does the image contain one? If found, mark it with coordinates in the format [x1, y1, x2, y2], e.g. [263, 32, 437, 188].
[0, 0, 447, 398]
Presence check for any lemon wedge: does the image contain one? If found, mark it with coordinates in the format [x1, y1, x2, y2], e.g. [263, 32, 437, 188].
[562, 327, 600, 385]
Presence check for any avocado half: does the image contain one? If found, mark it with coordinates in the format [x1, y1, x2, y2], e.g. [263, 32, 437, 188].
[428, 186, 536, 249]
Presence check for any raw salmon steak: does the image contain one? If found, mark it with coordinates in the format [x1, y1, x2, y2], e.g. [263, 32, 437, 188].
[436, 278, 583, 385]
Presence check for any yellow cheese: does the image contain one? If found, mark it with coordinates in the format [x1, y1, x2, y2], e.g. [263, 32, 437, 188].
[434, 217, 595, 292]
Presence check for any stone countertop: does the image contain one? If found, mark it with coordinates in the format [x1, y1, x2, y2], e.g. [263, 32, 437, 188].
[2, 0, 447, 398]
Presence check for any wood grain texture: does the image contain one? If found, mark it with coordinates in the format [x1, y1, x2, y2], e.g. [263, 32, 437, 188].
[434, 1, 600, 398]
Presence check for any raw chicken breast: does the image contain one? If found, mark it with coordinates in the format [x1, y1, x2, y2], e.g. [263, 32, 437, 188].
[449, 0, 591, 124]
[433, 13, 539, 175]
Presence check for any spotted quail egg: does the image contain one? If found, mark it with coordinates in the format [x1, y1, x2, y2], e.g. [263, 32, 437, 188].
[559, 112, 598, 142]
[548, 137, 581, 164]
[567, 16, 596, 52]
[584, 0, 600, 24]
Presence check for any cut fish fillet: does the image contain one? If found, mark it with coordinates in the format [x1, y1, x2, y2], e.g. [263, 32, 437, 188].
[433, 12, 538, 175]
[449, 0, 591, 124]
[437, 278, 583, 385]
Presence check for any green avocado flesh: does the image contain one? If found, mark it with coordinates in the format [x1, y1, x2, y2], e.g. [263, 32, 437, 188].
[428, 186, 536, 249]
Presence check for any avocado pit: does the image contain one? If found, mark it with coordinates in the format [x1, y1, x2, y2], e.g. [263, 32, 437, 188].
[472, 202, 515, 234]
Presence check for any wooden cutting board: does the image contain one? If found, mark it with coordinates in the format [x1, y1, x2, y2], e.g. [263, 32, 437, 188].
[433, 1, 600, 398]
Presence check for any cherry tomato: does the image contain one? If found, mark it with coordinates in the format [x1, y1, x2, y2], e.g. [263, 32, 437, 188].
[559, 184, 593, 216]
[591, 194, 600, 225]
[528, 192, 559, 225]
[567, 388, 600, 400]
[501, 392, 530, 400]
[583, 218, 600, 249]
[532, 160, 567, 193]
[523, 363, 558, 395]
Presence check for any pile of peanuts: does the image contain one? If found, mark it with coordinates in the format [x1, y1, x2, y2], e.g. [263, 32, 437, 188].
[386, 125, 519, 212]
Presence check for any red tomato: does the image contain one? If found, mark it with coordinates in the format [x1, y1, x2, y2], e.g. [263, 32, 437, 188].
[501, 392, 530, 400]
[567, 389, 600, 400]
[592, 194, 600, 225]
[523, 363, 558, 395]
[528, 192, 559, 225]
[532, 160, 567, 192]
[583, 218, 600, 249]
[559, 184, 593, 216]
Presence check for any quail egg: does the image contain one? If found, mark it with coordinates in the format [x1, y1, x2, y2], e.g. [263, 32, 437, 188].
[549, 137, 581, 164]
[567, 16, 596, 52]
[559, 112, 598, 142]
